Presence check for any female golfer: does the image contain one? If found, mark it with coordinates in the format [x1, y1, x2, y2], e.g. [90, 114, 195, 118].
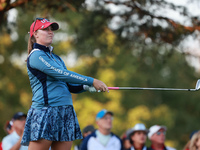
[21, 18, 108, 150]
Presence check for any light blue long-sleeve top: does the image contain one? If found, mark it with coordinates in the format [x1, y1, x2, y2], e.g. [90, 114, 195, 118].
[27, 43, 94, 108]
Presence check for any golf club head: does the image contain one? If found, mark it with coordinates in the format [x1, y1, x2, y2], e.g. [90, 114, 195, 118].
[195, 79, 200, 91]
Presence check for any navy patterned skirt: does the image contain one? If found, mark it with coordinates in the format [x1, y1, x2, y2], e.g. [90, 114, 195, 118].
[21, 105, 83, 146]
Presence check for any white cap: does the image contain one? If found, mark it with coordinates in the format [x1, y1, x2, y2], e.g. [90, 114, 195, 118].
[127, 123, 148, 138]
[148, 125, 167, 139]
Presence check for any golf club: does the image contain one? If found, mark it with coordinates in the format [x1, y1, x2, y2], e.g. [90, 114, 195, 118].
[107, 79, 200, 91]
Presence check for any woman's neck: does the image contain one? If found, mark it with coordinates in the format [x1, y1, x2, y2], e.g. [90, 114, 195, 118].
[133, 143, 144, 150]
[37, 42, 51, 47]
[98, 128, 111, 135]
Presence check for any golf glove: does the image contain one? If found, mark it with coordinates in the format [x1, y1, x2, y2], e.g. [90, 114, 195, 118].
[83, 85, 97, 93]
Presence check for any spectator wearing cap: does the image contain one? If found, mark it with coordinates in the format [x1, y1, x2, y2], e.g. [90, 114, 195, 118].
[127, 123, 148, 150]
[82, 125, 95, 138]
[189, 130, 200, 150]
[0, 120, 14, 150]
[147, 125, 176, 150]
[183, 130, 198, 150]
[2, 112, 28, 150]
[74, 125, 95, 150]
[80, 109, 123, 150]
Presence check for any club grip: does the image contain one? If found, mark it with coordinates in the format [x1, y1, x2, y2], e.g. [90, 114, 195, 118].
[108, 87, 119, 90]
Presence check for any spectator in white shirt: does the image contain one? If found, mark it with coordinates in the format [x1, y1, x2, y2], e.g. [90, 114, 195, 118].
[2, 112, 28, 150]
[80, 109, 122, 150]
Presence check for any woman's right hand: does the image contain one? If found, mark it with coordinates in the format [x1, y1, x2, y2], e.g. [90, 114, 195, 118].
[93, 79, 109, 93]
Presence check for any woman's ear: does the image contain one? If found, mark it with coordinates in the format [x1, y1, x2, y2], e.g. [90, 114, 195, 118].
[33, 32, 38, 39]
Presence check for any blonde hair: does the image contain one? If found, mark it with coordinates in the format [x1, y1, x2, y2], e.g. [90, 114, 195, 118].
[189, 131, 200, 150]
[26, 35, 36, 61]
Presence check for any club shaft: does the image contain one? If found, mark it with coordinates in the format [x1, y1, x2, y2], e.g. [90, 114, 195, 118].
[108, 87, 196, 91]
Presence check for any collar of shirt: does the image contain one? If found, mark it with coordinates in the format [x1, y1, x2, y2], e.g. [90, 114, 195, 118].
[96, 130, 111, 146]
[131, 144, 145, 150]
[33, 43, 53, 53]
[151, 144, 165, 150]
[131, 145, 147, 150]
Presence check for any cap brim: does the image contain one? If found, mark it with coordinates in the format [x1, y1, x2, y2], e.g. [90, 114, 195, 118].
[50, 22, 59, 31]
[160, 126, 167, 131]
[128, 129, 149, 138]
[14, 114, 27, 120]
[106, 111, 113, 116]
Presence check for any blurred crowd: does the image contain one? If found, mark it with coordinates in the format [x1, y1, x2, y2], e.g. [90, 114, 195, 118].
[0, 109, 199, 150]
